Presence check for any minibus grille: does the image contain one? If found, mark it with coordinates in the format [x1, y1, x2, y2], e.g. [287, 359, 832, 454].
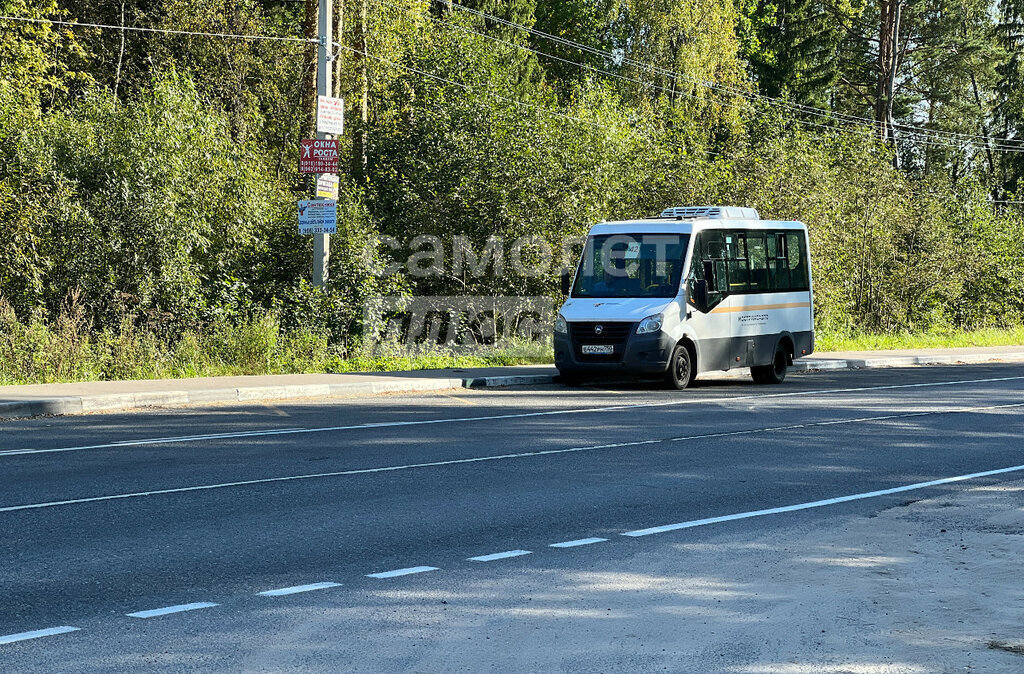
[569, 322, 636, 362]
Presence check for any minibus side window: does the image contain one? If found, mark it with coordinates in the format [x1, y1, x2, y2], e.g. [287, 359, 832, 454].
[767, 232, 791, 291]
[747, 233, 768, 292]
[725, 233, 749, 292]
[787, 232, 810, 291]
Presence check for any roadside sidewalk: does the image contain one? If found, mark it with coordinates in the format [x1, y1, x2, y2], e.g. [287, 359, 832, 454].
[2, 345, 1023, 421]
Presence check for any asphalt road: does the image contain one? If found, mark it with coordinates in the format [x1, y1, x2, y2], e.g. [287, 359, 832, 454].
[3, 365, 1024, 671]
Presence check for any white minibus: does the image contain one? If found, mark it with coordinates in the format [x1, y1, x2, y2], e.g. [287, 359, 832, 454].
[555, 206, 814, 388]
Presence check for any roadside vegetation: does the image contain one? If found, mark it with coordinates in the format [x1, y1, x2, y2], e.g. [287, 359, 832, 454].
[0, 294, 551, 384]
[2, 0, 1023, 384]
[816, 327, 1024, 353]
[2, 290, 1021, 385]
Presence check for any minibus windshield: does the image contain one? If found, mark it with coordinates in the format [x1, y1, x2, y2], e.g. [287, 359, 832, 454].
[572, 234, 689, 298]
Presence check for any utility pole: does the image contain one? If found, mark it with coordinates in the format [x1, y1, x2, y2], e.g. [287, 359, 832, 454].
[313, 0, 333, 287]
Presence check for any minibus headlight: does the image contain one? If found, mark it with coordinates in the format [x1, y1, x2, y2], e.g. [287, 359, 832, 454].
[555, 314, 568, 334]
[636, 314, 663, 334]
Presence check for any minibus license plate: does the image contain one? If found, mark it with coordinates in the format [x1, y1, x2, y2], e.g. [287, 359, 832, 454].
[582, 344, 614, 355]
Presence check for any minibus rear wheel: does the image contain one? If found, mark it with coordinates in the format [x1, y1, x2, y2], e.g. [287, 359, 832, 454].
[666, 342, 696, 390]
[752, 344, 788, 385]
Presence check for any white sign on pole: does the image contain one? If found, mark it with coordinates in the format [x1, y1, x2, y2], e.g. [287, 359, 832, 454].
[316, 174, 339, 199]
[317, 96, 345, 135]
[298, 199, 338, 234]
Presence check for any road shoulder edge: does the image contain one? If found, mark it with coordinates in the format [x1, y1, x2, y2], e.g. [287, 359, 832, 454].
[4, 352, 1024, 421]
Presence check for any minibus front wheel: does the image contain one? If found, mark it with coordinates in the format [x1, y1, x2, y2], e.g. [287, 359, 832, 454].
[666, 342, 697, 390]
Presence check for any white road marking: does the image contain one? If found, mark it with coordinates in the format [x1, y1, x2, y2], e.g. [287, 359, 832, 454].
[3, 401, 1023, 515]
[0, 626, 80, 645]
[5, 374, 1024, 458]
[622, 463, 1024, 537]
[0, 427, 305, 457]
[258, 582, 341, 596]
[126, 602, 218, 618]
[366, 566, 439, 579]
[468, 550, 533, 562]
[550, 537, 608, 548]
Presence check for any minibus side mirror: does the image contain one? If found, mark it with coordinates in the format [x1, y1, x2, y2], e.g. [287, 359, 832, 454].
[694, 279, 709, 312]
[560, 269, 572, 296]
[703, 260, 717, 292]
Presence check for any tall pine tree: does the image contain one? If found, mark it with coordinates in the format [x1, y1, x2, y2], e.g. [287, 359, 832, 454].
[738, 0, 849, 108]
[996, 0, 1024, 196]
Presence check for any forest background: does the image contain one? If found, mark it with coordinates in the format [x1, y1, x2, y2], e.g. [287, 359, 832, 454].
[2, 0, 1024, 383]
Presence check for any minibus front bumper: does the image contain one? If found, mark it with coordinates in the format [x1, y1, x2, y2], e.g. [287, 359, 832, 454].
[553, 328, 676, 376]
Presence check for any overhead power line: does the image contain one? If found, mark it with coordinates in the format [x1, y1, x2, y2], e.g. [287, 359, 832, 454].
[0, 15, 318, 45]
[0, 11, 726, 159]
[7, 13, 1017, 156]
[378, 1, 1024, 154]
[441, 1, 1024, 152]
[335, 42, 732, 160]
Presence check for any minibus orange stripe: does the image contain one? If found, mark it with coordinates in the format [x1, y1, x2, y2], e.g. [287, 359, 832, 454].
[710, 302, 811, 314]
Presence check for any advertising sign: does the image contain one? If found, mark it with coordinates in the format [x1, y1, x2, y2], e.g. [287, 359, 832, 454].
[316, 174, 339, 199]
[299, 139, 339, 174]
[298, 199, 337, 234]
[317, 96, 345, 135]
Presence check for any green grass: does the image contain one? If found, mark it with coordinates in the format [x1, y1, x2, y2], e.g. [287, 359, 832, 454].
[0, 300, 553, 385]
[330, 340, 552, 374]
[816, 326, 1024, 352]
[2, 297, 1022, 385]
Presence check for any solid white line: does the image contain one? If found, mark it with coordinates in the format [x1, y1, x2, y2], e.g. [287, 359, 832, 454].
[0, 427, 305, 457]
[3, 401, 1022, 515]
[622, 463, 1024, 537]
[258, 582, 341, 596]
[126, 602, 219, 618]
[366, 566, 439, 578]
[550, 537, 608, 548]
[468, 550, 533, 562]
[5, 374, 1024, 458]
[0, 626, 80, 645]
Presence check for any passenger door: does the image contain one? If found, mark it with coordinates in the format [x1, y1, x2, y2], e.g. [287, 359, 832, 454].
[685, 230, 733, 371]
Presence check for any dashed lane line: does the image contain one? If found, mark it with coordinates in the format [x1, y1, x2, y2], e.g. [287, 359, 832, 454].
[5, 374, 1024, 458]
[550, 537, 608, 548]
[3, 400, 1022, 515]
[0, 626, 80, 645]
[11, 463, 1024, 649]
[258, 582, 342, 597]
[366, 566, 439, 579]
[468, 550, 533, 562]
[126, 602, 219, 619]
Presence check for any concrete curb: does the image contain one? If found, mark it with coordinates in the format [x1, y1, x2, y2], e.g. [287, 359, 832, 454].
[3, 352, 1024, 422]
[792, 352, 1024, 372]
[0, 377, 470, 421]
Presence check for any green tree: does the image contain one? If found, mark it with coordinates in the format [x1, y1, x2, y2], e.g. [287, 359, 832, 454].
[0, 0, 89, 106]
[995, 0, 1024, 196]
[737, 0, 854, 108]
[4, 75, 287, 327]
